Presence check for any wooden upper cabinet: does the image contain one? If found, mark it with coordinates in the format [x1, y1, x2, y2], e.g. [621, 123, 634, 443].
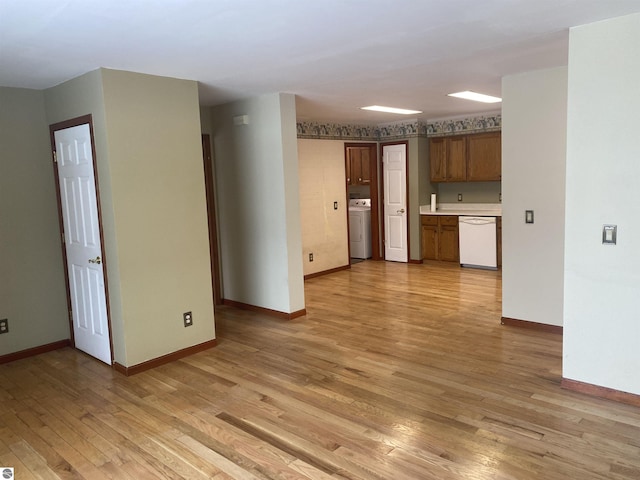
[429, 131, 501, 183]
[346, 146, 372, 185]
[467, 132, 501, 181]
[429, 136, 466, 182]
[447, 136, 467, 182]
[429, 137, 447, 182]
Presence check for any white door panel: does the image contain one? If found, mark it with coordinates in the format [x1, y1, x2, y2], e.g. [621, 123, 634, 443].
[383, 144, 408, 262]
[55, 123, 111, 365]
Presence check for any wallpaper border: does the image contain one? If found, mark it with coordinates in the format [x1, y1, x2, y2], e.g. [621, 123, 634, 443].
[297, 114, 501, 141]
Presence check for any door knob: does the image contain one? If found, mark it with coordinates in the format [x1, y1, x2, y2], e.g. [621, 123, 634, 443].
[397, 209, 405, 214]
[89, 256, 102, 264]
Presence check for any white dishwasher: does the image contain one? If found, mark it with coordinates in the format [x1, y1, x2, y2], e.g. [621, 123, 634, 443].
[458, 216, 497, 269]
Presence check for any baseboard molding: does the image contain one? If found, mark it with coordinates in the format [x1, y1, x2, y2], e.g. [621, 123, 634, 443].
[501, 317, 563, 334]
[113, 339, 218, 376]
[223, 299, 307, 320]
[562, 378, 640, 408]
[0, 339, 71, 364]
[304, 264, 350, 280]
[408, 259, 423, 265]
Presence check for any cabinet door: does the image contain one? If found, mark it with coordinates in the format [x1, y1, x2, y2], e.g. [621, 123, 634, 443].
[346, 146, 372, 185]
[467, 132, 501, 181]
[439, 216, 459, 262]
[346, 146, 360, 185]
[358, 148, 371, 185]
[345, 151, 353, 185]
[429, 138, 447, 182]
[447, 136, 467, 182]
[421, 224, 438, 260]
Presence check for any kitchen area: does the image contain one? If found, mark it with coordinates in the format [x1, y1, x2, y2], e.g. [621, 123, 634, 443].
[297, 114, 503, 277]
[420, 130, 502, 269]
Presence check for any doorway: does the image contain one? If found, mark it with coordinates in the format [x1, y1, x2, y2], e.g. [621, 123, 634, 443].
[345, 143, 381, 261]
[50, 115, 113, 365]
[202, 134, 223, 307]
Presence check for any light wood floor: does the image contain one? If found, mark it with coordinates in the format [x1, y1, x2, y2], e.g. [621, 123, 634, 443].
[2, 261, 640, 479]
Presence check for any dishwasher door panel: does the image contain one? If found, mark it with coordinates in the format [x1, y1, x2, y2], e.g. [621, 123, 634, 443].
[458, 216, 497, 269]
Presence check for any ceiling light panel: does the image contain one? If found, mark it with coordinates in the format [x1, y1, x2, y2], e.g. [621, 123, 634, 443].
[361, 105, 423, 115]
[447, 91, 502, 103]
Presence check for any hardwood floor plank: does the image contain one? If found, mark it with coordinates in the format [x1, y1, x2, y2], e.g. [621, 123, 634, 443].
[2, 261, 640, 479]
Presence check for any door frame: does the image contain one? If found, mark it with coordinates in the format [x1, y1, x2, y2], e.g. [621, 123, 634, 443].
[380, 141, 410, 261]
[202, 134, 223, 306]
[49, 114, 114, 363]
[344, 142, 381, 260]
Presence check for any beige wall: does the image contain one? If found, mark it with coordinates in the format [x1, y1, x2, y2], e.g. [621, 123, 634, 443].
[0, 87, 69, 355]
[43, 69, 126, 359]
[101, 69, 214, 366]
[298, 139, 349, 275]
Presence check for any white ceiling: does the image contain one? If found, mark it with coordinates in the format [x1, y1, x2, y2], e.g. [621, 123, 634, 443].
[2, 0, 640, 124]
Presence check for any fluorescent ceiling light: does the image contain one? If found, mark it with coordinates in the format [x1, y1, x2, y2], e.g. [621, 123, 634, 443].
[447, 91, 502, 103]
[361, 105, 423, 115]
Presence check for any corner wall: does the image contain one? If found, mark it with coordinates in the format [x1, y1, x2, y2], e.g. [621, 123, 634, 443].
[211, 93, 305, 314]
[563, 13, 640, 395]
[501, 66, 567, 327]
[0, 88, 69, 355]
[101, 69, 215, 366]
[45, 69, 215, 367]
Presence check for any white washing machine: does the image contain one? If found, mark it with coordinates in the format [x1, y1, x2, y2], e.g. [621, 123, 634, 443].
[349, 199, 372, 259]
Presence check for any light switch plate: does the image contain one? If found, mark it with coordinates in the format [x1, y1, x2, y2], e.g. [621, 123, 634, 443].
[602, 225, 617, 245]
[525, 210, 534, 224]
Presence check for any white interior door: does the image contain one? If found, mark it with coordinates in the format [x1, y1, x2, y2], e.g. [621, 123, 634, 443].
[383, 144, 408, 262]
[54, 123, 112, 364]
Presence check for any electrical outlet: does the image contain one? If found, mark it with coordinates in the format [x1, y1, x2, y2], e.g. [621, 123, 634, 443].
[0, 318, 8, 334]
[458, 193, 463, 202]
[309, 253, 314, 262]
[183, 311, 193, 327]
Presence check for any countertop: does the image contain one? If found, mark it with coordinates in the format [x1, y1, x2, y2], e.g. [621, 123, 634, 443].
[419, 203, 502, 217]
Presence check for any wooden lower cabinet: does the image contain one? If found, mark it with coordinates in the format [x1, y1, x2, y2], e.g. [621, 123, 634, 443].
[421, 216, 438, 260]
[421, 215, 459, 262]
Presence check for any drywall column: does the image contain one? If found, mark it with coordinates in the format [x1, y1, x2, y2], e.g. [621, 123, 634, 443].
[101, 69, 215, 366]
[563, 13, 640, 395]
[501, 67, 567, 327]
[46, 69, 215, 367]
[211, 93, 305, 315]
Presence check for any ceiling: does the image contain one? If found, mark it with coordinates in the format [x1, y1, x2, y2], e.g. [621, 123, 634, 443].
[2, 0, 640, 125]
